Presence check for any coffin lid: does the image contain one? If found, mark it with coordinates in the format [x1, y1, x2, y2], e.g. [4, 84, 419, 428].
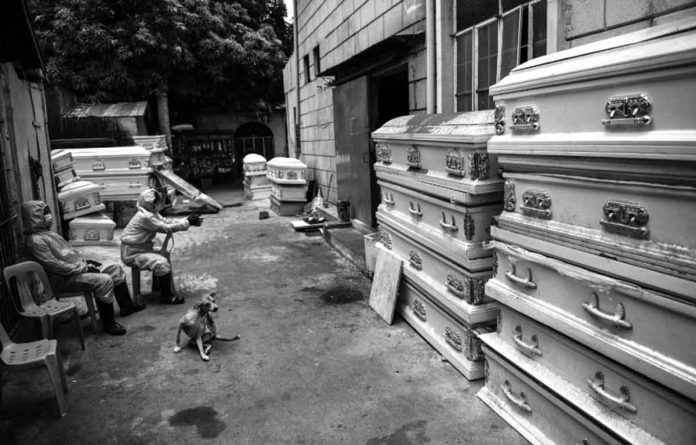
[243, 153, 267, 164]
[68, 213, 116, 228]
[491, 16, 696, 96]
[61, 146, 151, 158]
[57, 180, 100, 197]
[371, 110, 495, 143]
[267, 157, 307, 169]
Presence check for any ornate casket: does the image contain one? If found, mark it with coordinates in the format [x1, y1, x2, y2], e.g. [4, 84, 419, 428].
[57, 180, 105, 220]
[50, 149, 73, 173]
[69, 213, 116, 246]
[62, 146, 153, 176]
[478, 17, 696, 445]
[267, 157, 308, 216]
[242, 153, 271, 200]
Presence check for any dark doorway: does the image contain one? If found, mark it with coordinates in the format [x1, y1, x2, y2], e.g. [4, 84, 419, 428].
[234, 122, 274, 177]
[371, 69, 410, 130]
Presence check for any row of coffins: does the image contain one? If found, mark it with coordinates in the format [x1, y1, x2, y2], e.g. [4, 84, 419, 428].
[51, 150, 115, 246]
[475, 19, 696, 445]
[371, 111, 503, 380]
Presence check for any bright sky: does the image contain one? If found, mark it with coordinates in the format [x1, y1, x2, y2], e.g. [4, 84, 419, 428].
[284, 0, 294, 23]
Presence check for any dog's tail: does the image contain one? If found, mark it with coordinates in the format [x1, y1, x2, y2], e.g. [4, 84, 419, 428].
[215, 334, 240, 342]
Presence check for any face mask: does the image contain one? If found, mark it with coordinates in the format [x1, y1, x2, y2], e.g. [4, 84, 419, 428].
[43, 208, 53, 226]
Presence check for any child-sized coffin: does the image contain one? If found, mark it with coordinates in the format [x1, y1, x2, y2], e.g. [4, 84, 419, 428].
[58, 180, 105, 220]
[69, 213, 116, 246]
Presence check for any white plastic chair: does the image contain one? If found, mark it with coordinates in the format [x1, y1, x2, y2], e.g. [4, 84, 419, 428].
[0, 320, 69, 417]
[131, 232, 176, 301]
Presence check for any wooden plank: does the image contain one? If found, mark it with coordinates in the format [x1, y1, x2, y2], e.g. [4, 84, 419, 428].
[369, 246, 403, 325]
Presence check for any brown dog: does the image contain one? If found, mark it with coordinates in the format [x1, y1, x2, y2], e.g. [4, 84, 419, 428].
[173, 293, 239, 361]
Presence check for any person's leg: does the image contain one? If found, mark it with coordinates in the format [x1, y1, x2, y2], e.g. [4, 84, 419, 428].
[55, 273, 126, 335]
[100, 263, 145, 316]
[131, 252, 183, 304]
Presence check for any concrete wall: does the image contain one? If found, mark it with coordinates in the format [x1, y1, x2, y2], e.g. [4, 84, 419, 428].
[196, 111, 288, 159]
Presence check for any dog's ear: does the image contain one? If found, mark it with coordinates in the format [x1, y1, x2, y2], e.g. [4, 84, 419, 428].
[194, 302, 202, 310]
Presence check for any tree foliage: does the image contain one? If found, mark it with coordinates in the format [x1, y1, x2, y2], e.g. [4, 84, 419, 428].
[29, 0, 291, 115]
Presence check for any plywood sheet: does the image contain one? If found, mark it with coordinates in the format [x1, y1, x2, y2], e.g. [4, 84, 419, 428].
[369, 247, 402, 325]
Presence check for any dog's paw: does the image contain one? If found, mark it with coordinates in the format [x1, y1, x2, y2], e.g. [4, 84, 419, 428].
[201, 354, 210, 361]
[173, 346, 181, 353]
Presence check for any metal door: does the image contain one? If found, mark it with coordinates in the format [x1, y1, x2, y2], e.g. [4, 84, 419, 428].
[333, 76, 376, 227]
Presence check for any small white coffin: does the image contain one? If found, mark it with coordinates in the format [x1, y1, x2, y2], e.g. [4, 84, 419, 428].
[57, 180, 105, 220]
[69, 213, 116, 246]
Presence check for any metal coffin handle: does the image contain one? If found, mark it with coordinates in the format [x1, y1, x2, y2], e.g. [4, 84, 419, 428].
[513, 326, 543, 357]
[501, 380, 532, 413]
[439, 212, 458, 231]
[582, 292, 632, 330]
[383, 192, 395, 206]
[505, 263, 537, 289]
[408, 201, 422, 217]
[587, 372, 637, 414]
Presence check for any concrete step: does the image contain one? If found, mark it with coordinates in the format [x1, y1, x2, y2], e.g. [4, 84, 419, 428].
[322, 225, 374, 278]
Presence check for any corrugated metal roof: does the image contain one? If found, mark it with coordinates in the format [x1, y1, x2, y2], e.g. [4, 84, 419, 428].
[64, 101, 148, 118]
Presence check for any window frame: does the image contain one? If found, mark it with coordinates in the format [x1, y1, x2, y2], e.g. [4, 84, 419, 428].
[312, 45, 321, 77]
[453, 0, 544, 112]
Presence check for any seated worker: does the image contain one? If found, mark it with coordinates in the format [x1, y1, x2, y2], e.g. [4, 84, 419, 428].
[120, 189, 203, 305]
[21, 200, 145, 336]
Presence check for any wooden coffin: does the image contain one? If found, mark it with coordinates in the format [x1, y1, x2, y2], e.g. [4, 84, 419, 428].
[64, 146, 152, 176]
[378, 179, 500, 264]
[488, 17, 696, 186]
[486, 238, 696, 401]
[57, 180, 105, 220]
[481, 305, 696, 445]
[88, 172, 152, 201]
[372, 111, 503, 202]
[68, 213, 116, 246]
[397, 278, 494, 380]
[267, 157, 307, 185]
[376, 217, 497, 316]
[478, 345, 626, 445]
[498, 172, 696, 282]
[50, 149, 73, 173]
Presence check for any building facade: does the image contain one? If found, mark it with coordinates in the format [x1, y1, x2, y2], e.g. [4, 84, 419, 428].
[284, 0, 696, 230]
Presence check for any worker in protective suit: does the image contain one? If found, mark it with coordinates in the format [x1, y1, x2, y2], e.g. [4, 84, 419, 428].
[120, 188, 203, 304]
[21, 200, 145, 336]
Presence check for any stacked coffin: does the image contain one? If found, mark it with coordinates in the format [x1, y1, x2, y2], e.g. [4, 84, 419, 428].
[242, 153, 272, 200]
[132, 135, 172, 170]
[267, 157, 308, 216]
[477, 18, 696, 445]
[51, 150, 115, 246]
[371, 111, 504, 380]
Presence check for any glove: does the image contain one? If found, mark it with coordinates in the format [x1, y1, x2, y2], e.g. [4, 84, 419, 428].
[86, 265, 100, 273]
[86, 259, 102, 267]
[187, 214, 203, 227]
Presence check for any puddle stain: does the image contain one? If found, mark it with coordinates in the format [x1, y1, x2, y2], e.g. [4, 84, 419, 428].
[169, 406, 226, 439]
[365, 420, 430, 445]
[320, 286, 364, 304]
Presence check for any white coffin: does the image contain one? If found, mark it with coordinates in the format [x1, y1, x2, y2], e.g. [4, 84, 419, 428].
[498, 172, 696, 282]
[376, 217, 497, 311]
[54, 168, 80, 189]
[270, 195, 305, 216]
[267, 157, 307, 185]
[488, 17, 696, 185]
[378, 179, 500, 261]
[149, 148, 169, 168]
[486, 238, 696, 401]
[68, 213, 116, 246]
[64, 146, 152, 176]
[132, 135, 167, 151]
[243, 176, 271, 200]
[371, 111, 503, 199]
[50, 150, 73, 173]
[57, 180, 105, 220]
[477, 345, 627, 445]
[88, 172, 152, 201]
[270, 182, 307, 202]
[243, 153, 267, 176]
[481, 306, 696, 445]
[397, 277, 493, 380]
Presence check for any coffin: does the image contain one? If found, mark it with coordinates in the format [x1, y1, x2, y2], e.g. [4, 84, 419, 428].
[498, 172, 696, 283]
[481, 306, 696, 445]
[243, 153, 267, 176]
[87, 172, 153, 201]
[131, 135, 167, 151]
[62, 146, 152, 176]
[54, 168, 80, 189]
[371, 111, 503, 199]
[267, 157, 307, 185]
[57, 180, 105, 220]
[486, 238, 696, 400]
[488, 17, 696, 186]
[270, 183, 307, 202]
[68, 213, 116, 246]
[269, 195, 305, 216]
[50, 149, 73, 173]
[478, 345, 628, 445]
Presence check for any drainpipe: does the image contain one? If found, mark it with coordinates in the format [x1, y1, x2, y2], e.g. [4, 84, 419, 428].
[426, 0, 436, 114]
[293, 0, 301, 159]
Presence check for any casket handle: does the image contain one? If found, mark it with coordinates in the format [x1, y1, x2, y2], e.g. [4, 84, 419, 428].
[513, 325, 543, 357]
[408, 201, 422, 217]
[505, 264, 537, 289]
[128, 182, 142, 188]
[587, 371, 637, 414]
[439, 212, 458, 231]
[582, 292, 632, 330]
[383, 193, 395, 206]
[502, 380, 531, 413]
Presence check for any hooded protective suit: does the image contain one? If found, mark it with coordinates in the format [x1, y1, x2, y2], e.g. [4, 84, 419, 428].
[21, 200, 125, 304]
[120, 189, 190, 276]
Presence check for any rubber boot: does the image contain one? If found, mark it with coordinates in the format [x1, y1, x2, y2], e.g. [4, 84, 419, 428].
[96, 301, 126, 335]
[114, 283, 145, 317]
[158, 273, 184, 304]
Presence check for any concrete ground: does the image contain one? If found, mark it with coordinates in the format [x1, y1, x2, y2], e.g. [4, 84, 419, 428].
[0, 185, 528, 445]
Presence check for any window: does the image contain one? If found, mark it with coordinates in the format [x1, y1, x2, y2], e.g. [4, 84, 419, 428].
[313, 45, 321, 77]
[455, 0, 546, 112]
[303, 55, 310, 84]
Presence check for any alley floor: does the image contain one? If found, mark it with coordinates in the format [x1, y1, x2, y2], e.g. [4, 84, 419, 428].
[1, 187, 528, 445]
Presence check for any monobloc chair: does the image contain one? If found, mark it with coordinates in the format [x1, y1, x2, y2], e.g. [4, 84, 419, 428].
[131, 232, 176, 302]
[0, 320, 69, 417]
[55, 289, 100, 333]
[3, 261, 85, 350]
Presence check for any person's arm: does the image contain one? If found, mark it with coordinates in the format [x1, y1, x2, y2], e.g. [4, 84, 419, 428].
[139, 213, 191, 234]
[29, 238, 87, 276]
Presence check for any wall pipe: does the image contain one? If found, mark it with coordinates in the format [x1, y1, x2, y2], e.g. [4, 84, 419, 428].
[293, 0, 301, 158]
[426, 0, 436, 113]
